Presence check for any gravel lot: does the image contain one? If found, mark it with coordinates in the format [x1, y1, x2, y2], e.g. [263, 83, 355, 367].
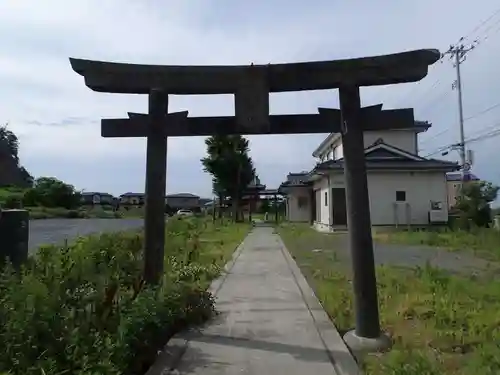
[28, 218, 144, 252]
[325, 233, 496, 273]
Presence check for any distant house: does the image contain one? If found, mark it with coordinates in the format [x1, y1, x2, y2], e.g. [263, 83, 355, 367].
[279, 172, 312, 222]
[81, 192, 115, 205]
[120, 192, 144, 205]
[118, 192, 203, 211]
[165, 193, 200, 212]
[446, 172, 480, 209]
[199, 198, 212, 207]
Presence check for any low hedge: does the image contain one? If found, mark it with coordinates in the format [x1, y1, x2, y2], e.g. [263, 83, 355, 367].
[28, 206, 122, 220]
[0, 217, 246, 374]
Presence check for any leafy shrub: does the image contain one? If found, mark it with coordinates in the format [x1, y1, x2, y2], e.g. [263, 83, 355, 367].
[454, 181, 499, 229]
[3, 195, 22, 209]
[0, 187, 25, 208]
[22, 177, 81, 209]
[0, 218, 232, 375]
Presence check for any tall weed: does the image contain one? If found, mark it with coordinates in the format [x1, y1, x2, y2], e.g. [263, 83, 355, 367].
[0, 217, 236, 375]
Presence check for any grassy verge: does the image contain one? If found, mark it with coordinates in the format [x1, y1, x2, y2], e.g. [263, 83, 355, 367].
[0, 187, 24, 203]
[118, 206, 145, 218]
[278, 223, 500, 375]
[0, 217, 248, 375]
[27, 206, 146, 219]
[373, 227, 500, 261]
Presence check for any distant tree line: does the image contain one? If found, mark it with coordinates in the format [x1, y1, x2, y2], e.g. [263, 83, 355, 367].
[2, 177, 81, 210]
[0, 124, 81, 210]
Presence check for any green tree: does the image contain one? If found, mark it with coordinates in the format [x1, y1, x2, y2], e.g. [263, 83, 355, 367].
[23, 177, 82, 209]
[0, 123, 33, 187]
[260, 198, 270, 213]
[211, 177, 225, 219]
[455, 180, 499, 228]
[201, 135, 255, 221]
[0, 123, 19, 164]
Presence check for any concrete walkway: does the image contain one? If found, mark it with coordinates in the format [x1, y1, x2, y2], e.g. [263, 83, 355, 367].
[150, 226, 359, 375]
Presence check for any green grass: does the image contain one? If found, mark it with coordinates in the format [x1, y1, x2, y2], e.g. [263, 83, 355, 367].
[118, 206, 145, 218]
[0, 187, 25, 203]
[373, 227, 500, 261]
[278, 223, 500, 375]
[0, 217, 249, 375]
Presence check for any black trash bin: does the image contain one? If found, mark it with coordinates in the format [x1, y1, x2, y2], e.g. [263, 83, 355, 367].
[0, 209, 29, 268]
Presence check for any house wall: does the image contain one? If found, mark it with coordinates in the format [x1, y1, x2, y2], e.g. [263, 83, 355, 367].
[363, 130, 417, 154]
[311, 170, 449, 229]
[286, 187, 311, 222]
[447, 181, 461, 209]
[166, 196, 200, 209]
[312, 177, 333, 230]
[312, 173, 346, 231]
[368, 171, 448, 225]
[121, 196, 143, 205]
[317, 130, 418, 162]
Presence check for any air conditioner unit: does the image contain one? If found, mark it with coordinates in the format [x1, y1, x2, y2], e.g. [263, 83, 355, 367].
[429, 201, 446, 224]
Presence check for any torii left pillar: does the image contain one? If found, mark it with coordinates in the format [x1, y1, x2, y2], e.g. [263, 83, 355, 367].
[143, 89, 168, 285]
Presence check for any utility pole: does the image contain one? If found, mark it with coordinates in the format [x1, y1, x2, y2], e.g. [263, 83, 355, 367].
[443, 39, 478, 193]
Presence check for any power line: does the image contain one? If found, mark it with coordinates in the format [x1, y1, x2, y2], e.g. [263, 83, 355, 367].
[461, 6, 500, 42]
[405, 7, 500, 112]
[474, 15, 500, 44]
[420, 128, 451, 145]
[464, 101, 500, 122]
[417, 86, 453, 116]
[468, 128, 500, 143]
[414, 7, 500, 168]
[423, 121, 500, 157]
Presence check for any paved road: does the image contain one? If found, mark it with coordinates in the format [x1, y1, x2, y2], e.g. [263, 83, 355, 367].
[29, 218, 144, 252]
[158, 227, 358, 375]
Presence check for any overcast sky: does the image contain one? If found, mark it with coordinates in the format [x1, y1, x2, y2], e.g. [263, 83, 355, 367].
[1, 1, 499, 198]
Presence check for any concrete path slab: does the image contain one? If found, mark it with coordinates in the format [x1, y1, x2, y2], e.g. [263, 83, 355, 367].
[158, 226, 359, 375]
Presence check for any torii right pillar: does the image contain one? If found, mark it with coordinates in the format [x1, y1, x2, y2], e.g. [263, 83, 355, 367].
[337, 87, 391, 356]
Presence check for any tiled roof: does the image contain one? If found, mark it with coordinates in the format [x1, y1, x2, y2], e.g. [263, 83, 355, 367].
[166, 193, 199, 198]
[314, 141, 459, 172]
[446, 172, 480, 181]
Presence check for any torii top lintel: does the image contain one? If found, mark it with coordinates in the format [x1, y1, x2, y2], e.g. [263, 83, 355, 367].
[69, 49, 440, 94]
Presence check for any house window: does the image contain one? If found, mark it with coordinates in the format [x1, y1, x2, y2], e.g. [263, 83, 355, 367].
[297, 196, 307, 208]
[396, 191, 406, 202]
[324, 192, 328, 206]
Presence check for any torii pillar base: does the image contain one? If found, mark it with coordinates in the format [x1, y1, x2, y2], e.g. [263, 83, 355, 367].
[343, 330, 392, 361]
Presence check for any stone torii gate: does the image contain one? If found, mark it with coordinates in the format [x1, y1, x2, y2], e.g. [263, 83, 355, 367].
[69, 49, 440, 348]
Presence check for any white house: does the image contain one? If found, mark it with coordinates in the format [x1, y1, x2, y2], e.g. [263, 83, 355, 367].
[281, 172, 312, 222]
[280, 121, 460, 231]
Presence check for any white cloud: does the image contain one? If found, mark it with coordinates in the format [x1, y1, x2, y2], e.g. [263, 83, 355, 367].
[1, 0, 500, 196]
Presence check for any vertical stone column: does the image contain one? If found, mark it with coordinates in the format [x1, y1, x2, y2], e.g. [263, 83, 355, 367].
[143, 89, 168, 285]
[338, 86, 387, 349]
